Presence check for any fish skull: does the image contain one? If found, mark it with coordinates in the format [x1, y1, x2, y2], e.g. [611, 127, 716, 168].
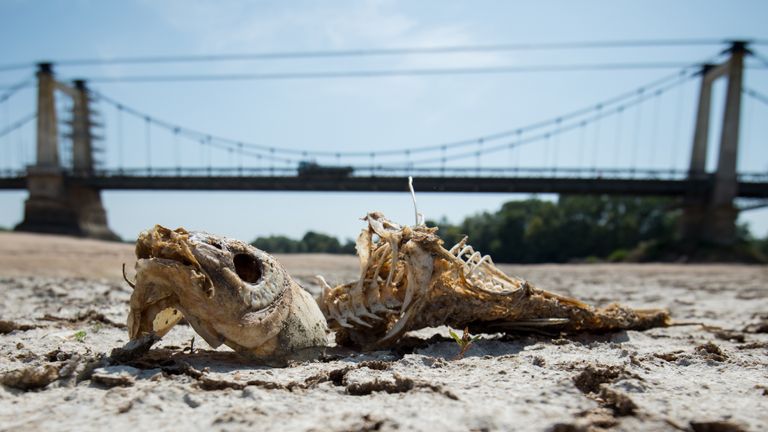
[127, 225, 328, 363]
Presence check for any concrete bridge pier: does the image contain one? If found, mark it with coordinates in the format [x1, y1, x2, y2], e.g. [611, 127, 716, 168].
[681, 42, 747, 247]
[15, 64, 118, 240]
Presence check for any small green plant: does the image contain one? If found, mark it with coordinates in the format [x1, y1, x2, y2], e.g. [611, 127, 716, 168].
[90, 323, 103, 333]
[73, 330, 87, 342]
[448, 327, 481, 360]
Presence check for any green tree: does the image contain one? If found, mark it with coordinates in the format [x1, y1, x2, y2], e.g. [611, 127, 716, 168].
[302, 231, 343, 253]
[251, 231, 356, 254]
[428, 195, 680, 263]
[251, 235, 304, 253]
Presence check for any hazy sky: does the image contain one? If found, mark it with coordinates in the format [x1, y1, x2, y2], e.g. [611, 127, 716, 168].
[1, 0, 767, 242]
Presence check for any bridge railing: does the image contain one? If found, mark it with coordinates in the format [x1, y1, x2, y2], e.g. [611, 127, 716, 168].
[71, 166, 699, 179]
[738, 172, 768, 182]
[0, 169, 26, 179]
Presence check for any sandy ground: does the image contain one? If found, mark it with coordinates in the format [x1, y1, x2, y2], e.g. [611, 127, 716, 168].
[0, 232, 766, 431]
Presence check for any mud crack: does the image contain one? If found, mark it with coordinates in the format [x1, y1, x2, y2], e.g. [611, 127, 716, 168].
[597, 386, 637, 416]
[695, 342, 728, 362]
[690, 420, 747, 432]
[0, 320, 41, 334]
[42, 310, 127, 329]
[0, 364, 60, 390]
[169, 360, 396, 393]
[572, 364, 638, 418]
[345, 372, 458, 400]
[172, 359, 455, 399]
[573, 364, 627, 394]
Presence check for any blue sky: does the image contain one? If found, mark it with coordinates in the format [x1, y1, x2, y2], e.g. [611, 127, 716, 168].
[1, 0, 768, 242]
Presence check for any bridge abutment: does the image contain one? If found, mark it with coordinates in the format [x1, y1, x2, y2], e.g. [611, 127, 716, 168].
[15, 65, 118, 241]
[16, 166, 80, 235]
[16, 171, 118, 240]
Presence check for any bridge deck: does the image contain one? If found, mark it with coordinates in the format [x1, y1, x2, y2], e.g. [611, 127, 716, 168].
[78, 175, 706, 195]
[1, 174, 768, 197]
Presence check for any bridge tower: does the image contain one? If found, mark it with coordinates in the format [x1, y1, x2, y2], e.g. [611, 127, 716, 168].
[681, 41, 748, 246]
[15, 64, 118, 240]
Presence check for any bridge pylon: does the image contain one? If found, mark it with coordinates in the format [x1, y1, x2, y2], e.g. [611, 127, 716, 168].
[15, 64, 118, 240]
[681, 41, 748, 247]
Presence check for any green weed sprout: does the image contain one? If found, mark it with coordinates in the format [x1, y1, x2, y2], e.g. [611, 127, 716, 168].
[449, 327, 481, 359]
[73, 330, 87, 343]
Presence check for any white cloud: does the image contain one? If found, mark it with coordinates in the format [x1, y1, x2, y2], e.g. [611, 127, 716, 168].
[141, 0, 507, 65]
[138, 0, 506, 138]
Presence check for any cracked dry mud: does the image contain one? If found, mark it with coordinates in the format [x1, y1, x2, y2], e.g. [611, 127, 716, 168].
[1, 232, 767, 431]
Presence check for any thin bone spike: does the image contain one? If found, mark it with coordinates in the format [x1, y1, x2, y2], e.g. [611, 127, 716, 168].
[383, 240, 400, 288]
[465, 252, 485, 275]
[408, 176, 425, 226]
[466, 251, 483, 265]
[348, 277, 381, 320]
[456, 253, 526, 296]
[401, 284, 415, 313]
[357, 307, 382, 320]
[345, 282, 380, 321]
[382, 268, 406, 309]
[378, 298, 424, 343]
[469, 254, 493, 275]
[447, 248, 524, 288]
[122, 263, 136, 289]
[458, 249, 479, 273]
[367, 276, 389, 313]
[316, 275, 332, 294]
[448, 237, 468, 255]
[370, 241, 390, 267]
[345, 312, 373, 328]
[315, 275, 332, 315]
[458, 245, 475, 259]
[392, 267, 406, 287]
[326, 300, 353, 328]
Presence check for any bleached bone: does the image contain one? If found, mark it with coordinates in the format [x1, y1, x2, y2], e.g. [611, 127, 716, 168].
[318, 212, 670, 349]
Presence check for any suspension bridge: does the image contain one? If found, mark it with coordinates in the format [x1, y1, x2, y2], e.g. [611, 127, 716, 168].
[1, 40, 768, 245]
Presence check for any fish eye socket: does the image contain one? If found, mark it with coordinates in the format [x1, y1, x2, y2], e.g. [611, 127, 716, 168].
[233, 253, 262, 283]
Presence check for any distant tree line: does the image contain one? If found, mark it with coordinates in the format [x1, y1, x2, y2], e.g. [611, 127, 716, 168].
[251, 195, 766, 262]
[251, 231, 355, 254]
[757, 236, 768, 258]
[428, 195, 680, 263]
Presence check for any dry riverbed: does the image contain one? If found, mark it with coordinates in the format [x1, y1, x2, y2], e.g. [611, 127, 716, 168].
[0, 232, 766, 431]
